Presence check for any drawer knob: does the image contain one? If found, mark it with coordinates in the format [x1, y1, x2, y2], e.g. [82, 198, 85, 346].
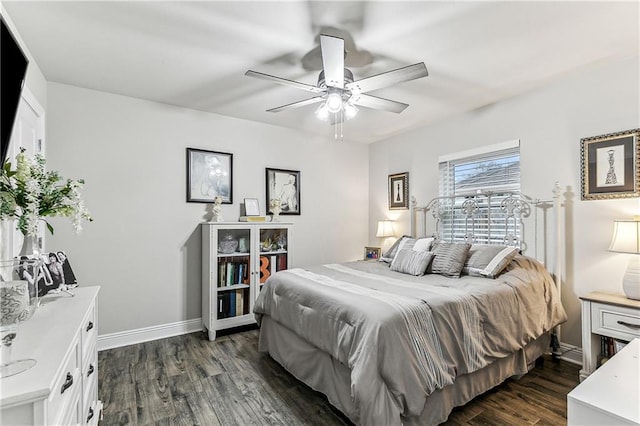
[87, 407, 94, 422]
[87, 364, 95, 377]
[61, 372, 73, 394]
[86, 321, 94, 332]
[617, 320, 640, 330]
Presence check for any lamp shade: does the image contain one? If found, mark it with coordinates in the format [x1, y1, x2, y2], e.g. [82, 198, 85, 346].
[376, 220, 395, 238]
[608, 220, 640, 254]
[609, 219, 640, 300]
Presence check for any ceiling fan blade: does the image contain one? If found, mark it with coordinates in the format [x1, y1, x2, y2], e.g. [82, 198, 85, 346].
[266, 97, 325, 113]
[320, 35, 345, 88]
[245, 70, 324, 94]
[346, 62, 428, 94]
[351, 94, 409, 113]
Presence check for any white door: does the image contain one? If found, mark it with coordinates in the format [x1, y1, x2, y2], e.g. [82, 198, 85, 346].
[0, 87, 46, 259]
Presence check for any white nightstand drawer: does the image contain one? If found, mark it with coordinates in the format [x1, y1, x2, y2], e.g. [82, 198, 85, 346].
[591, 302, 640, 340]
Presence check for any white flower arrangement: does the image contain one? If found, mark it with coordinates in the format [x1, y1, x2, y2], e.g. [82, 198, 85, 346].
[0, 149, 92, 236]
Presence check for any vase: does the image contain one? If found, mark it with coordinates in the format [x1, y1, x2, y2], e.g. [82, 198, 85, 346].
[0, 258, 41, 378]
[19, 234, 41, 258]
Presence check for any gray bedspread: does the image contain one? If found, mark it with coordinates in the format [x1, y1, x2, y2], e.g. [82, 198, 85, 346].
[253, 255, 566, 426]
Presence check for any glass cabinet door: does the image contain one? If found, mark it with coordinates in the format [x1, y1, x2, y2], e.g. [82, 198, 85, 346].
[257, 227, 289, 292]
[215, 227, 251, 319]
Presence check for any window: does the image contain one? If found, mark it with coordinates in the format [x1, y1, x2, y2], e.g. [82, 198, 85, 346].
[437, 141, 521, 244]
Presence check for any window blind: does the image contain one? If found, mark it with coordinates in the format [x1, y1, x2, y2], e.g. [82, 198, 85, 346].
[439, 146, 520, 196]
[438, 145, 521, 244]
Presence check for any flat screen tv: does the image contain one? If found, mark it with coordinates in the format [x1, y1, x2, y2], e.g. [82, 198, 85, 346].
[1, 16, 29, 165]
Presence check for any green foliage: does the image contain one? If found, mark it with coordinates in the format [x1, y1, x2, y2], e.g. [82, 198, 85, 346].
[0, 148, 92, 236]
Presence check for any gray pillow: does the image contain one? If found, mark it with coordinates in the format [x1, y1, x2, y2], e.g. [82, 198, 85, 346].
[463, 244, 519, 278]
[379, 235, 411, 263]
[390, 249, 434, 276]
[429, 242, 471, 278]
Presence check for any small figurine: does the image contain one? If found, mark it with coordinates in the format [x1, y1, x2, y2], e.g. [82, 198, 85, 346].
[211, 196, 223, 222]
[269, 198, 282, 222]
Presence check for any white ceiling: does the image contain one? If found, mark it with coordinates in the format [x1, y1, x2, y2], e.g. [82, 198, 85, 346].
[4, 1, 639, 143]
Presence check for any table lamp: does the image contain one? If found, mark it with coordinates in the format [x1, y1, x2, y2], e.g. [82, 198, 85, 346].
[608, 218, 640, 300]
[376, 220, 395, 253]
[376, 220, 395, 238]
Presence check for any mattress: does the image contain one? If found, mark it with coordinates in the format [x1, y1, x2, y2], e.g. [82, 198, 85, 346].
[254, 256, 566, 425]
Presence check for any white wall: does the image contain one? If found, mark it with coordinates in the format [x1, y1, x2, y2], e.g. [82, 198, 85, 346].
[45, 83, 368, 335]
[369, 56, 640, 348]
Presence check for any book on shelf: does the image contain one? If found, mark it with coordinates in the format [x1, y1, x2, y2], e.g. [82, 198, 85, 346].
[239, 215, 270, 222]
[218, 259, 250, 287]
[229, 291, 236, 317]
[235, 289, 243, 315]
[599, 336, 628, 365]
[217, 293, 229, 319]
[217, 289, 249, 319]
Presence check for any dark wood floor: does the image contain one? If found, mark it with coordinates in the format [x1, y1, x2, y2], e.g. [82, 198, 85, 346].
[98, 328, 580, 425]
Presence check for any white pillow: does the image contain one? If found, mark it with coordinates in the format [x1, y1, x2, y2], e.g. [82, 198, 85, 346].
[413, 237, 434, 252]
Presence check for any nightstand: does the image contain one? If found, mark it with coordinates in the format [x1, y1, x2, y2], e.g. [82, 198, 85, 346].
[579, 291, 640, 381]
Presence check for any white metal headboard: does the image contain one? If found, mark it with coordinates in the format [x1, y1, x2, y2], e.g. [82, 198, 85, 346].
[411, 183, 564, 353]
[410, 191, 530, 249]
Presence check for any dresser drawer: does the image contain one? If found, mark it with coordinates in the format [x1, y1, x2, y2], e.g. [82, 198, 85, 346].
[83, 377, 99, 425]
[48, 334, 82, 424]
[58, 382, 82, 426]
[591, 302, 640, 341]
[81, 302, 97, 360]
[83, 340, 98, 413]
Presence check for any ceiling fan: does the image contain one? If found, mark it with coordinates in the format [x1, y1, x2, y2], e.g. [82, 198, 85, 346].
[245, 34, 428, 125]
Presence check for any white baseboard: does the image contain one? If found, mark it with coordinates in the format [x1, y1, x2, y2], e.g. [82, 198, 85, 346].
[97, 318, 203, 351]
[557, 341, 583, 365]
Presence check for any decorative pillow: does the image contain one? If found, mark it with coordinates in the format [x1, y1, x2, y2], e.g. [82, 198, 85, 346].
[463, 244, 519, 278]
[379, 235, 411, 263]
[390, 249, 434, 276]
[429, 242, 471, 278]
[413, 237, 434, 252]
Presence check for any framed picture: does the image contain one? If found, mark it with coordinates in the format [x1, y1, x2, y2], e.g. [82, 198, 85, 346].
[186, 148, 233, 203]
[244, 198, 260, 216]
[21, 251, 78, 297]
[364, 246, 381, 260]
[388, 172, 409, 209]
[266, 168, 300, 215]
[581, 129, 639, 200]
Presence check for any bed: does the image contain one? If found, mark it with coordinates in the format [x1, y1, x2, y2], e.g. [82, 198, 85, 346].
[253, 187, 567, 425]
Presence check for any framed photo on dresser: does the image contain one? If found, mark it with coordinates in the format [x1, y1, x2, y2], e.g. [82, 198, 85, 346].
[581, 129, 639, 200]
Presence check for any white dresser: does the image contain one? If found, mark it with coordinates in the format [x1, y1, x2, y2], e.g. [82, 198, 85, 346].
[567, 338, 640, 425]
[0, 287, 102, 425]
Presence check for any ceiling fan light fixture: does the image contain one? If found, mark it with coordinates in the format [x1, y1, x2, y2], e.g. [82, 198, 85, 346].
[344, 102, 358, 120]
[315, 103, 330, 121]
[326, 92, 343, 113]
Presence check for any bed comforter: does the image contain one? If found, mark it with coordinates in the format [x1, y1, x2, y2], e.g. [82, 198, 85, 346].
[253, 255, 566, 425]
